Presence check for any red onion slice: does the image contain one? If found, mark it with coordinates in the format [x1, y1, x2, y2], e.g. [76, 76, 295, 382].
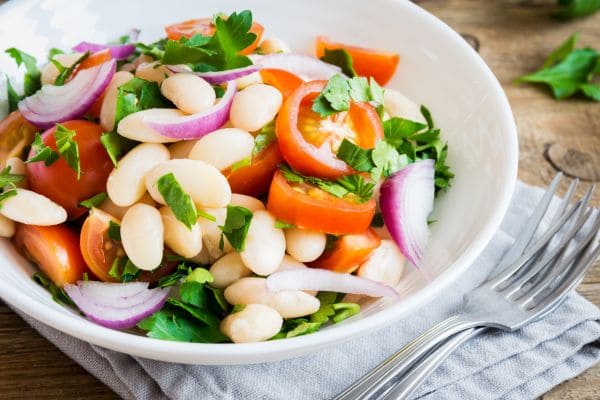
[256, 53, 342, 80]
[19, 60, 116, 128]
[379, 159, 435, 267]
[166, 65, 260, 84]
[73, 41, 136, 60]
[266, 269, 399, 298]
[143, 80, 236, 140]
[64, 281, 169, 330]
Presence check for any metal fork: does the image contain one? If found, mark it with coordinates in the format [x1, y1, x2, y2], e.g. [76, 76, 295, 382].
[334, 174, 600, 400]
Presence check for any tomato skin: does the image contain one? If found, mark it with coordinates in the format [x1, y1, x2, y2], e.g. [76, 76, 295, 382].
[226, 143, 283, 197]
[14, 224, 88, 286]
[26, 120, 114, 219]
[259, 69, 304, 99]
[266, 170, 376, 235]
[80, 208, 120, 282]
[0, 111, 39, 163]
[165, 18, 264, 55]
[309, 228, 381, 273]
[316, 36, 399, 85]
[276, 80, 383, 180]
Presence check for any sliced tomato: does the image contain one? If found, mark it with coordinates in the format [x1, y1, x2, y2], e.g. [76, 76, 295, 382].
[276, 80, 383, 180]
[80, 208, 122, 282]
[316, 36, 399, 85]
[309, 228, 380, 273]
[267, 170, 376, 235]
[226, 142, 283, 197]
[165, 17, 264, 55]
[14, 224, 88, 286]
[26, 120, 114, 219]
[0, 111, 38, 165]
[259, 69, 304, 99]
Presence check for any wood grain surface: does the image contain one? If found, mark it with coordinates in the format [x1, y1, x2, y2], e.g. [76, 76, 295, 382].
[1, 0, 599, 399]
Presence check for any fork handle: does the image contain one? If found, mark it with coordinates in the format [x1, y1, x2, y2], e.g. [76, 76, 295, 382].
[379, 327, 485, 400]
[332, 314, 477, 400]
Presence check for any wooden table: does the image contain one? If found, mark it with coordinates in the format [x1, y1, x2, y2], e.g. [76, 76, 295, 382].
[1, 0, 599, 399]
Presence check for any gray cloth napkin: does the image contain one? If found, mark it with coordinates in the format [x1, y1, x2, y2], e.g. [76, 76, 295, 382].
[13, 181, 600, 400]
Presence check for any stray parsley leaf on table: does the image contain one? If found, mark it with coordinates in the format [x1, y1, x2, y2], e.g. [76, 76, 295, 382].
[553, 0, 600, 20]
[515, 34, 600, 101]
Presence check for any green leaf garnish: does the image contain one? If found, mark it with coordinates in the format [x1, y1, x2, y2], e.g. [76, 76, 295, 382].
[320, 48, 356, 77]
[137, 308, 227, 343]
[274, 220, 295, 229]
[107, 220, 121, 241]
[53, 52, 90, 86]
[0, 189, 17, 209]
[32, 273, 76, 308]
[113, 77, 172, 129]
[54, 124, 81, 179]
[252, 121, 277, 156]
[100, 132, 137, 167]
[312, 74, 385, 117]
[186, 268, 214, 284]
[156, 173, 198, 230]
[79, 192, 107, 209]
[6, 78, 20, 113]
[27, 133, 59, 166]
[553, 0, 600, 19]
[336, 138, 375, 172]
[515, 34, 600, 101]
[230, 157, 251, 172]
[0, 166, 24, 189]
[157, 263, 191, 287]
[5, 47, 41, 96]
[219, 205, 253, 251]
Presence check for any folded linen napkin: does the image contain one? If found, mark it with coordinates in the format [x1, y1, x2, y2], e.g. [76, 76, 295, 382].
[14, 181, 600, 399]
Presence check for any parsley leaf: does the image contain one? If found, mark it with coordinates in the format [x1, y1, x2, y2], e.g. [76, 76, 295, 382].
[113, 77, 172, 129]
[371, 140, 409, 179]
[107, 220, 121, 241]
[0, 189, 17, 209]
[137, 307, 227, 343]
[515, 34, 600, 101]
[136, 39, 167, 60]
[0, 166, 24, 189]
[186, 268, 214, 284]
[79, 192, 107, 209]
[312, 74, 386, 117]
[274, 220, 295, 229]
[32, 273, 76, 308]
[27, 133, 59, 166]
[100, 132, 137, 167]
[219, 205, 253, 251]
[157, 173, 198, 230]
[554, 0, 600, 19]
[320, 48, 356, 77]
[157, 263, 191, 287]
[5, 47, 41, 96]
[336, 174, 375, 201]
[121, 259, 141, 282]
[54, 124, 82, 179]
[6, 78, 20, 113]
[253, 121, 277, 156]
[230, 157, 251, 172]
[52, 52, 90, 86]
[336, 138, 375, 172]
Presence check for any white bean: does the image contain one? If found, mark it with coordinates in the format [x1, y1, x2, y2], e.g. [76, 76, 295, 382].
[188, 128, 254, 171]
[224, 277, 319, 318]
[135, 61, 172, 84]
[240, 210, 285, 275]
[120, 203, 163, 270]
[384, 89, 425, 123]
[196, 208, 232, 260]
[284, 227, 326, 262]
[357, 240, 405, 287]
[161, 74, 215, 114]
[229, 84, 282, 132]
[100, 71, 134, 131]
[235, 71, 262, 90]
[209, 252, 251, 289]
[98, 192, 155, 220]
[0, 214, 15, 237]
[0, 189, 66, 225]
[117, 109, 182, 143]
[258, 37, 291, 54]
[160, 206, 203, 258]
[229, 194, 264, 212]
[106, 143, 170, 207]
[145, 159, 231, 208]
[4, 157, 27, 189]
[40, 53, 83, 85]
[168, 140, 198, 159]
[220, 304, 282, 343]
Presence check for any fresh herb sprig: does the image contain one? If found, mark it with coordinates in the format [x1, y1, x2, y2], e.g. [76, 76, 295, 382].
[515, 34, 600, 101]
[26, 125, 83, 179]
[554, 0, 600, 19]
[312, 74, 384, 117]
[113, 77, 173, 129]
[219, 205, 253, 251]
[5, 48, 41, 99]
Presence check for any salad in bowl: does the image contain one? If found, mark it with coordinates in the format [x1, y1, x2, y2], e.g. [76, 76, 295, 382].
[0, 10, 452, 344]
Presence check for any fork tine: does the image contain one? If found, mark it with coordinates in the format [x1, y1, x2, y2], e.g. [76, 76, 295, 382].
[487, 196, 586, 288]
[494, 173, 563, 273]
[519, 210, 600, 308]
[502, 207, 595, 298]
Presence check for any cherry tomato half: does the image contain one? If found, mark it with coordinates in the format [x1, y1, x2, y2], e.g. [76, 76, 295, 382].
[316, 36, 400, 86]
[14, 224, 88, 286]
[165, 17, 264, 55]
[80, 208, 121, 282]
[266, 170, 376, 235]
[276, 80, 383, 180]
[26, 120, 114, 219]
[259, 69, 304, 99]
[0, 111, 38, 165]
[309, 228, 381, 273]
[226, 142, 284, 197]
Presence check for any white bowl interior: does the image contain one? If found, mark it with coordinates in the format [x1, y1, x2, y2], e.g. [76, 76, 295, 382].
[0, 0, 517, 364]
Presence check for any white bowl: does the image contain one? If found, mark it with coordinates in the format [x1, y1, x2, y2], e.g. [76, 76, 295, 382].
[0, 0, 517, 364]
